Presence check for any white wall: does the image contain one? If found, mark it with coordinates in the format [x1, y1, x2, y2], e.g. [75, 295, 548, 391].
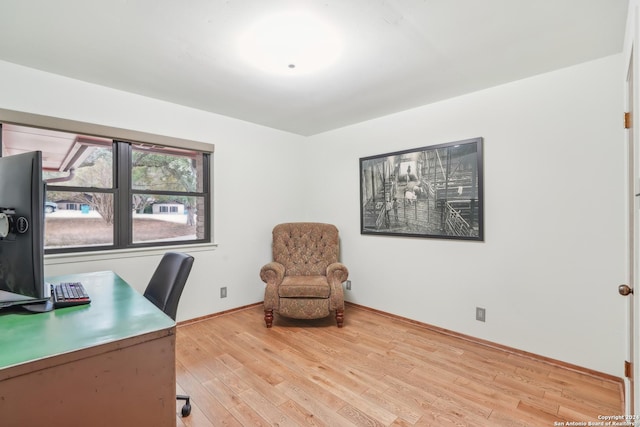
[0, 54, 627, 377]
[0, 59, 307, 321]
[306, 54, 626, 377]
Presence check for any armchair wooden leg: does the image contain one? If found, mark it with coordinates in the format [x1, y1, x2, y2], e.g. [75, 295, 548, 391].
[336, 309, 344, 328]
[264, 309, 274, 328]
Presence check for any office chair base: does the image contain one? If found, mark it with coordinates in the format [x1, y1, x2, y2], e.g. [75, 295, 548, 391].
[177, 394, 191, 417]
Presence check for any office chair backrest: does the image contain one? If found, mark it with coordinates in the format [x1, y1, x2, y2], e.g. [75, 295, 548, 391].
[143, 252, 194, 320]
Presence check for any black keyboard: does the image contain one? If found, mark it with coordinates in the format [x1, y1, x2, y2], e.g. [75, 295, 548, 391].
[52, 282, 91, 308]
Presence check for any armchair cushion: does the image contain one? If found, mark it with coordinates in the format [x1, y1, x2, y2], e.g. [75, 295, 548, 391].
[279, 276, 330, 298]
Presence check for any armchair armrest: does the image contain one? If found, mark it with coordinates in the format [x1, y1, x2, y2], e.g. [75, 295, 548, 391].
[260, 262, 285, 285]
[326, 262, 349, 284]
[326, 262, 348, 311]
[260, 262, 285, 310]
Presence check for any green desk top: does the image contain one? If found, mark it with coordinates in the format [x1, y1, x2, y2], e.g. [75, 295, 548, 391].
[0, 270, 175, 370]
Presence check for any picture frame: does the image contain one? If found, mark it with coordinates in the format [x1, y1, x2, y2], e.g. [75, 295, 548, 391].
[359, 137, 484, 241]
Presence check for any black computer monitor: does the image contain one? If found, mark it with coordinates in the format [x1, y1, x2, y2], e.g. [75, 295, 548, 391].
[0, 150, 50, 312]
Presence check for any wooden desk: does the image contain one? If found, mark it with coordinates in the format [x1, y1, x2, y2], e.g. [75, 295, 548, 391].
[0, 271, 176, 427]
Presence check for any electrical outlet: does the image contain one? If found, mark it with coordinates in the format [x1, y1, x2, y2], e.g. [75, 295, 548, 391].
[476, 307, 486, 322]
[346, 280, 351, 290]
[220, 287, 227, 298]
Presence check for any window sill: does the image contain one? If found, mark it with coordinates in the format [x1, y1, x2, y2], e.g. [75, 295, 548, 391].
[44, 242, 218, 265]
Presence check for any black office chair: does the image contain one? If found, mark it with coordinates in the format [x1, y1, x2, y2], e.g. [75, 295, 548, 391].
[143, 251, 195, 418]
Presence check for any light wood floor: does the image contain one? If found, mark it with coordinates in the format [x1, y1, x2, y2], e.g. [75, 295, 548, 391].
[175, 304, 623, 426]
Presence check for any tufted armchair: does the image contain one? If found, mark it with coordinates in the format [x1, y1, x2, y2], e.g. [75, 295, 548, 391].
[259, 222, 349, 328]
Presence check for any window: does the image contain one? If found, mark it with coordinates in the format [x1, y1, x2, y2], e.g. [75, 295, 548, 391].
[0, 123, 211, 253]
[129, 142, 208, 245]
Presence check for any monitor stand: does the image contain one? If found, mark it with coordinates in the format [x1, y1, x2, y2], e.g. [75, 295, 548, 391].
[22, 299, 54, 313]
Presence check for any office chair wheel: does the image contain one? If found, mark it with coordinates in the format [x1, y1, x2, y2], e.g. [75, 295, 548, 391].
[181, 402, 191, 417]
[177, 394, 191, 417]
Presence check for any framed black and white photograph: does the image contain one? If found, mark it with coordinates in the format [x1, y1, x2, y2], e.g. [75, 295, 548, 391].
[360, 137, 484, 241]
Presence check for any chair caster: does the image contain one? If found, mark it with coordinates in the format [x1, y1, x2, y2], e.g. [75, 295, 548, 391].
[181, 401, 191, 417]
[177, 394, 191, 417]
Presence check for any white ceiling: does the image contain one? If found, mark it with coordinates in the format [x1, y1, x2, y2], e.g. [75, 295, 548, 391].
[0, 0, 629, 136]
